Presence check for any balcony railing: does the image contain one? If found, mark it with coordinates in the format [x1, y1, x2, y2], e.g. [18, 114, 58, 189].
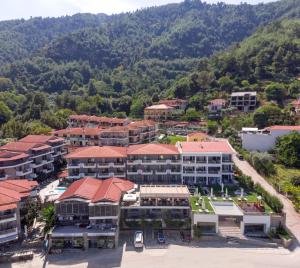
[0, 213, 16, 221]
[0, 227, 17, 236]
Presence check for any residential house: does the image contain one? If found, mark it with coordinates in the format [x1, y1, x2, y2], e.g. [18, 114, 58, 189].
[144, 104, 174, 121]
[230, 92, 257, 112]
[207, 99, 226, 113]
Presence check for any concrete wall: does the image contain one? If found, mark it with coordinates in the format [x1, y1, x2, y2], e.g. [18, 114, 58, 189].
[242, 129, 300, 152]
[193, 213, 219, 233]
[241, 214, 271, 234]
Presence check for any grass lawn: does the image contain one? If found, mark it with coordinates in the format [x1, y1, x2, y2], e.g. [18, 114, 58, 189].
[190, 196, 213, 213]
[167, 135, 186, 145]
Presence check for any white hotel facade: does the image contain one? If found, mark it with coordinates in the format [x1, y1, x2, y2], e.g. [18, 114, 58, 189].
[66, 141, 235, 186]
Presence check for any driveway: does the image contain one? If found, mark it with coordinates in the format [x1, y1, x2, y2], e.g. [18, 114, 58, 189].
[233, 155, 300, 244]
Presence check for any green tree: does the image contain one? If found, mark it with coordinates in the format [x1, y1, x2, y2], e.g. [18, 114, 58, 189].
[218, 76, 235, 91]
[253, 104, 282, 128]
[41, 204, 55, 235]
[181, 108, 201, 122]
[0, 101, 12, 125]
[275, 131, 300, 168]
[207, 120, 218, 135]
[265, 83, 285, 103]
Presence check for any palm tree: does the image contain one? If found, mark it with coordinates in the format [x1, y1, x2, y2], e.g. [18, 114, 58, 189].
[41, 204, 55, 236]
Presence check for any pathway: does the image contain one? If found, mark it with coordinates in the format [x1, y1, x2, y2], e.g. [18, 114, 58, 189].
[233, 155, 300, 245]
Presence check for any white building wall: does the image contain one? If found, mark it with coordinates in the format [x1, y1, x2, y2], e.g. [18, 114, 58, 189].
[241, 215, 271, 234]
[241, 129, 300, 152]
[193, 213, 219, 233]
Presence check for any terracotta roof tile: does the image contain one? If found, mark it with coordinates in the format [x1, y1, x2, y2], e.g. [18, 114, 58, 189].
[127, 144, 179, 155]
[144, 104, 174, 110]
[0, 151, 30, 162]
[65, 146, 127, 159]
[19, 135, 64, 144]
[178, 141, 234, 153]
[0, 141, 51, 153]
[267, 125, 300, 131]
[59, 177, 134, 203]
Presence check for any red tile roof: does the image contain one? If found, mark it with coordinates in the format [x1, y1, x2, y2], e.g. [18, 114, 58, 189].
[158, 99, 187, 107]
[267, 125, 300, 131]
[0, 187, 21, 208]
[0, 141, 51, 153]
[58, 177, 134, 203]
[65, 146, 127, 159]
[69, 115, 130, 124]
[144, 104, 174, 110]
[54, 127, 103, 136]
[127, 144, 179, 155]
[209, 99, 226, 105]
[0, 203, 17, 212]
[0, 151, 29, 162]
[0, 180, 38, 198]
[178, 141, 234, 154]
[19, 135, 64, 144]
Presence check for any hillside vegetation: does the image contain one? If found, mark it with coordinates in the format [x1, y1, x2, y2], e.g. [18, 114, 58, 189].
[0, 1, 300, 138]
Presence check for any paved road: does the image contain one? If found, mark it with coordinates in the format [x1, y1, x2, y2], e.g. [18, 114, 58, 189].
[9, 242, 300, 268]
[233, 155, 300, 244]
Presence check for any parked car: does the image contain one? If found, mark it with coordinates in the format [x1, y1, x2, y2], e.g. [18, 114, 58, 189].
[134, 231, 144, 248]
[157, 232, 165, 243]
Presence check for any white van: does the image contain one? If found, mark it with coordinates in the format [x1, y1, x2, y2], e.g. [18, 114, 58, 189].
[134, 231, 144, 248]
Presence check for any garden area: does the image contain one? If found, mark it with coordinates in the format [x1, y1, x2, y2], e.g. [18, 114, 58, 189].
[159, 135, 186, 145]
[266, 164, 300, 212]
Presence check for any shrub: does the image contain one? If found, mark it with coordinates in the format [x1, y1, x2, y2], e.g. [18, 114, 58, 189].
[254, 183, 283, 213]
[248, 152, 276, 176]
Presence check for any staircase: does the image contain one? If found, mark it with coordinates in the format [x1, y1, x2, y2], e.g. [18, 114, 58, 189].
[218, 223, 245, 240]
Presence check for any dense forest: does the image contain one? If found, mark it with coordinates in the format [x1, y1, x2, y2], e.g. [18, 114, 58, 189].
[0, 0, 300, 139]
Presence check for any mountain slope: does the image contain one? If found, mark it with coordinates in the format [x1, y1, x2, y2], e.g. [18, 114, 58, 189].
[1, 0, 300, 95]
[0, 13, 107, 65]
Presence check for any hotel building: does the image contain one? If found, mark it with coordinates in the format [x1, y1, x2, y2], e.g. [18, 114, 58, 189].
[68, 115, 131, 128]
[176, 141, 234, 185]
[0, 135, 66, 180]
[126, 144, 181, 184]
[66, 146, 127, 180]
[54, 120, 157, 147]
[121, 185, 191, 229]
[66, 141, 234, 186]
[50, 177, 135, 250]
[0, 179, 37, 245]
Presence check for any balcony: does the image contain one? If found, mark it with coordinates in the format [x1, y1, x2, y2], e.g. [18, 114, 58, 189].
[127, 159, 142, 164]
[0, 227, 17, 237]
[0, 213, 16, 222]
[0, 174, 8, 180]
[82, 163, 96, 168]
[16, 168, 33, 176]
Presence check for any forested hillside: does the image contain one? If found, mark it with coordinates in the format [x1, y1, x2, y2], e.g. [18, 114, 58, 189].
[0, 0, 300, 139]
[1, 0, 300, 93]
